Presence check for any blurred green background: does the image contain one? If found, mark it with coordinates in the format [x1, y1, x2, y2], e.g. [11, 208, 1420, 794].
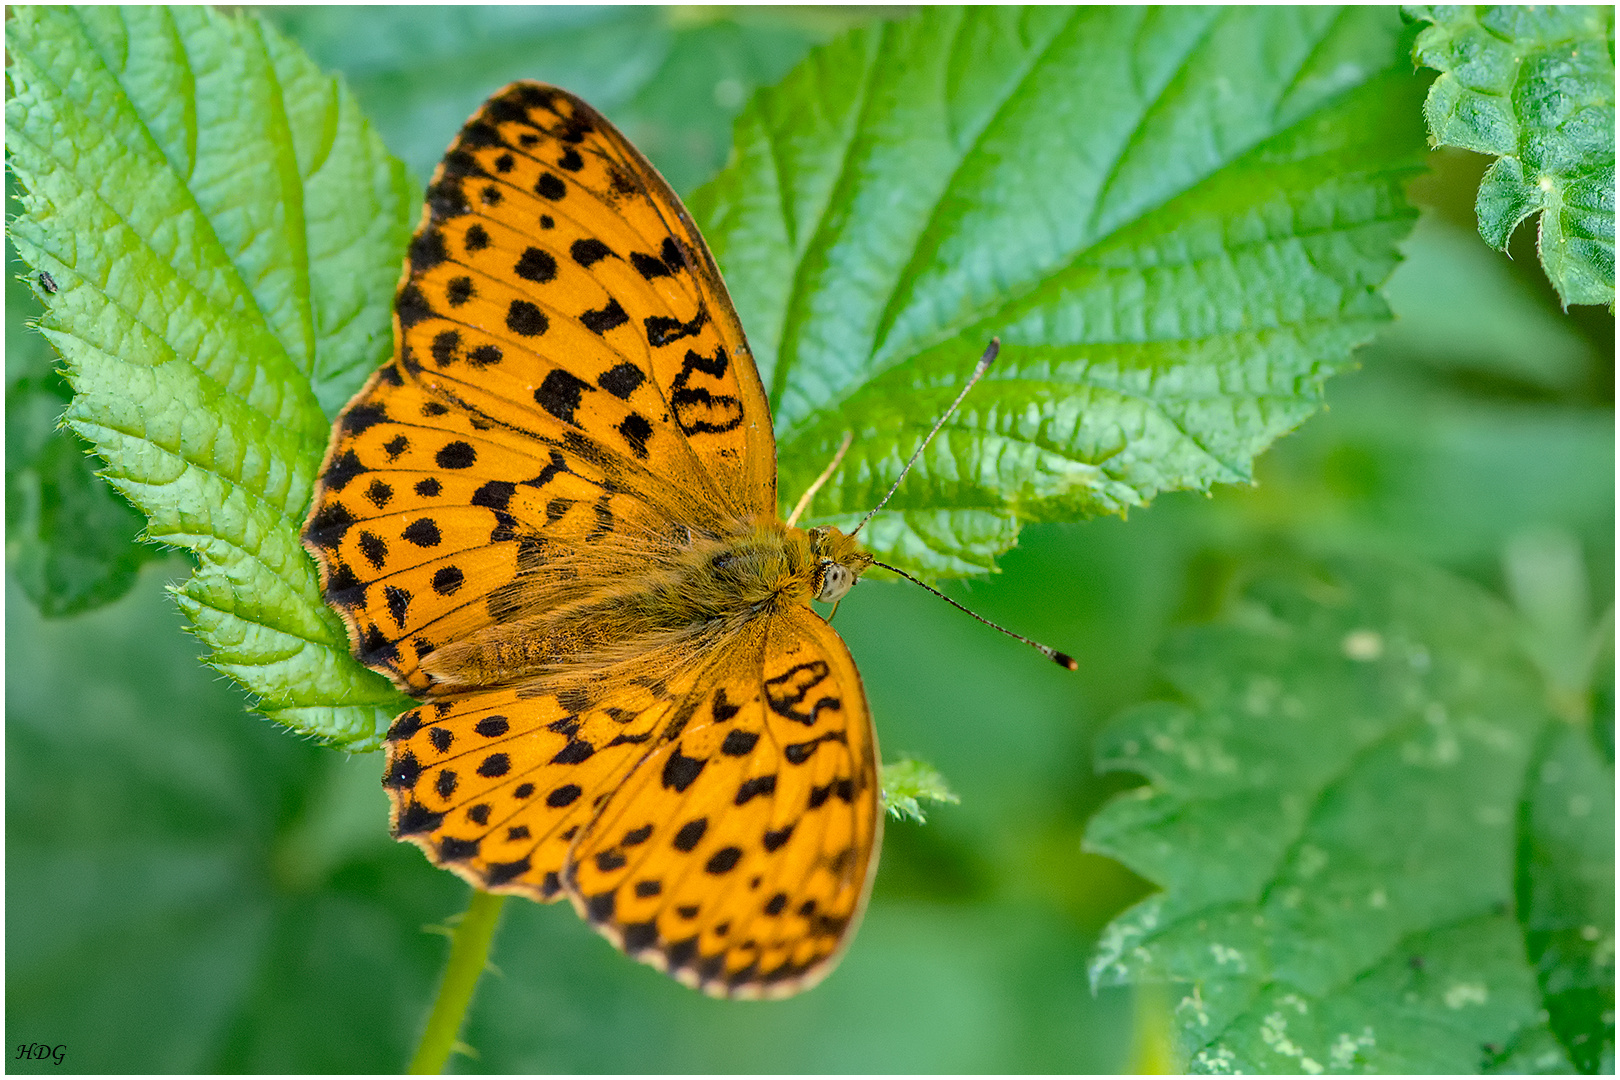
[6, 7, 1612, 1073]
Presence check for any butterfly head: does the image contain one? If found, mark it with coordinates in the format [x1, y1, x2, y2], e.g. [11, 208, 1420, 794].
[805, 525, 873, 604]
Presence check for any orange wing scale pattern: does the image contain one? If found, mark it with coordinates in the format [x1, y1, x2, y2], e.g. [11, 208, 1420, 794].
[303, 82, 881, 998]
[568, 609, 880, 996]
[400, 82, 774, 515]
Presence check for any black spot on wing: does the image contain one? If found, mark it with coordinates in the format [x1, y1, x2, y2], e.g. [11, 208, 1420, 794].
[472, 480, 515, 510]
[515, 247, 558, 283]
[616, 413, 652, 458]
[436, 441, 477, 469]
[534, 368, 594, 425]
[393, 800, 443, 837]
[547, 783, 582, 807]
[402, 519, 442, 547]
[305, 502, 356, 550]
[536, 172, 566, 200]
[507, 299, 549, 337]
[409, 227, 449, 273]
[439, 836, 479, 861]
[581, 298, 629, 335]
[734, 775, 777, 805]
[456, 120, 503, 149]
[672, 818, 707, 851]
[551, 738, 595, 765]
[474, 715, 509, 738]
[485, 858, 531, 886]
[630, 249, 672, 280]
[704, 846, 742, 874]
[342, 401, 388, 435]
[662, 748, 704, 792]
[387, 709, 424, 741]
[395, 284, 433, 330]
[721, 730, 758, 756]
[385, 585, 412, 627]
[596, 362, 645, 399]
[324, 450, 365, 493]
[571, 238, 614, 267]
[383, 751, 421, 790]
[644, 306, 707, 347]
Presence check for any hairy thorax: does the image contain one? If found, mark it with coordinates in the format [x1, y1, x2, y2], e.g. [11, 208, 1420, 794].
[420, 520, 872, 690]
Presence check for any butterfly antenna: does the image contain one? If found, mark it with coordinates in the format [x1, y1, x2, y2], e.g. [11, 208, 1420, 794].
[850, 338, 1000, 539]
[872, 560, 1078, 671]
[786, 430, 854, 528]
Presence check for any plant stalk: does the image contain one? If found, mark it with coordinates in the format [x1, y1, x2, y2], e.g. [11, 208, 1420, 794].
[408, 888, 507, 1074]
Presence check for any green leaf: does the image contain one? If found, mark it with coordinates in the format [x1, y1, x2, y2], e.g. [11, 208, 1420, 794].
[6, 172, 165, 615]
[4, 5, 417, 748]
[263, 7, 673, 183]
[5, 371, 165, 616]
[692, 6, 1428, 577]
[266, 7, 866, 197]
[1086, 560, 1579, 1072]
[880, 757, 961, 824]
[1408, 5, 1616, 308]
[1519, 722, 1616, 1073]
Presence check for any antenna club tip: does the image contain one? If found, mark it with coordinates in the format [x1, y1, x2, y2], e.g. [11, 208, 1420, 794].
[1053, 651, 1078, 671]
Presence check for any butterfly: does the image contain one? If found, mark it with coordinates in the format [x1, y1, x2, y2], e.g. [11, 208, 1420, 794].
[302, 82, 885, 999]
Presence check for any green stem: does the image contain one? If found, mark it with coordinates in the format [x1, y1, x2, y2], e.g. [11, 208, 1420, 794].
[408, 888, 507, 1074]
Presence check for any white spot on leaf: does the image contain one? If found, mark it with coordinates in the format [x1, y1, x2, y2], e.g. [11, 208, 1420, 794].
[1329, 1028, 1376, 1070]
[1342, 629, 1383, 661]
[1295, 844, 1328, 879]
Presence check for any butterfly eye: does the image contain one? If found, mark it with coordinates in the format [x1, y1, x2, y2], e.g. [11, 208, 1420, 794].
[816, 560, 856, 603]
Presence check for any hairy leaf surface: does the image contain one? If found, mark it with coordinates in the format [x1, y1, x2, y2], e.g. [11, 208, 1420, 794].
[1409, 5, 1616, 308]
[1086, 560, 1604, 1072]
[5, 5, 417, 746]
[695, 6, 1428, 576]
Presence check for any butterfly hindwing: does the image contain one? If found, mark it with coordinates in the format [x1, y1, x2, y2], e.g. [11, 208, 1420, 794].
[565, 606, 882, 999]
[384, 675, 691, 899]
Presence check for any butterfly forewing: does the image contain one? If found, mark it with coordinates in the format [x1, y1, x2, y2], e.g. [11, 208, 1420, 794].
[402, 82, 774, 514]
[305, 83, 775, 691]
[305, 368, 669, 691]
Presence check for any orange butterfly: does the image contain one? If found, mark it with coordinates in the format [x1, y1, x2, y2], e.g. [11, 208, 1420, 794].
[303, 82, 886, 998]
